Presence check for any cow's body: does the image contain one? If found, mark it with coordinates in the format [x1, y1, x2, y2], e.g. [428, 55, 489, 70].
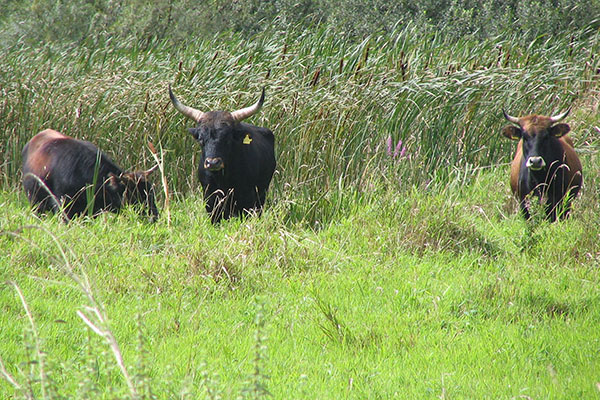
[502, 110, 582, 221]
[22, 129, 158, 220]
[169, 86, 276, 223]
[198, 121, 275, 221]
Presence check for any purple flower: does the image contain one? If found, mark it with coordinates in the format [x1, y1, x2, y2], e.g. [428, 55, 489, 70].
[386, 136, 408, 159]
[394, 139, 406, 158]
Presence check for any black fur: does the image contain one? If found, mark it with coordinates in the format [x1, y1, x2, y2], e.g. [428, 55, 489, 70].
[22, 130, 158, 221]
[187, 114, 276, 223]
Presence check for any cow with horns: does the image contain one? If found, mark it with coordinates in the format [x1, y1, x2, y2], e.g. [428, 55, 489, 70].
[502, 108, 582, 221]
[22, 129, 159, 221]
[169, 85, 276, 223]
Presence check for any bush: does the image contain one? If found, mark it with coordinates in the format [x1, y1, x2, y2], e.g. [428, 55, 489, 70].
[1, 0, 599, 48]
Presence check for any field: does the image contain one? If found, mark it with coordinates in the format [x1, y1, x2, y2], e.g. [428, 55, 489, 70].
[1, 17, 600, 400]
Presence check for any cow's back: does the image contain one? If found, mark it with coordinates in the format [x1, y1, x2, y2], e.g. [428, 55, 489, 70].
[22, 129, 69, 178]
[561, 137, 582, 192]
[22, 129, 123, 217]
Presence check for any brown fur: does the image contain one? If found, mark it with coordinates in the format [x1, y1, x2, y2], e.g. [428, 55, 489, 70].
[518, 114, 553, 134]
[503, 113, 583, 220]
[509, 135, 581, 198]
[23, 129, 68, 178]
[198, 111, 235, 126]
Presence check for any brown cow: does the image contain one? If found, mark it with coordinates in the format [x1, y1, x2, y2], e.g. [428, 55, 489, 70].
[22, 129, 159, 221]
[502, 108, 582, 221]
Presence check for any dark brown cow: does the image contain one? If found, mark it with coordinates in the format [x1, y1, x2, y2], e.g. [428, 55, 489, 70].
[169, 85, 276, 224]
[22, 129, 159, 221]
[502, 109, 582, 221]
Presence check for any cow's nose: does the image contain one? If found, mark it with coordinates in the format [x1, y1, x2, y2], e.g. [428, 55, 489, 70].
[526, 156, 546, 171]
[204, 157, 224, 171]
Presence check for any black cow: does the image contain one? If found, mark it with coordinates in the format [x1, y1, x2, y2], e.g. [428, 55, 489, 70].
[22, 129, 159, 221]
[502, 108, 583, 221]
[169, 85, 276, 223]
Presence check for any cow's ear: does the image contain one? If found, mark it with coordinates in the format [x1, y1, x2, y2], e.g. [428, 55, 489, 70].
[234, 130, 253, 144]
[120, 172, 144, 187]
[550, 123, 570, 137]
[502, 126, 521, 140]
[108, 173, 123, 190]
[188, 128, 200, 140]
[121, 172, 136, 181]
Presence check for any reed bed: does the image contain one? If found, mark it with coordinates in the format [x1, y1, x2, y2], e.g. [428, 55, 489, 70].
[1, 25, 599, 224]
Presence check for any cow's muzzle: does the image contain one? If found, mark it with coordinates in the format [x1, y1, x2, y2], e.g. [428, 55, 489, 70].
[526, 156, 546, 171]
[204, 157, 224, 171]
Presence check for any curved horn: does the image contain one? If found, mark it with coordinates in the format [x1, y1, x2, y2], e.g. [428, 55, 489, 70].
[230, 88, 265, 122]
[549, 107, 571, 123]
[169, 85, 204, 122]
[142, 164, 159, 177]
[503, 109, 520, 125]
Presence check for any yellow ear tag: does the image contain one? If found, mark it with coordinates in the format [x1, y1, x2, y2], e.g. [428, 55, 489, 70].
[243, 134, 253, 145]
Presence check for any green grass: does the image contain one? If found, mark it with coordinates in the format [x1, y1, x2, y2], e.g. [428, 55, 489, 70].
[1, 161, 600, 398]
[1, 21, 600, 400]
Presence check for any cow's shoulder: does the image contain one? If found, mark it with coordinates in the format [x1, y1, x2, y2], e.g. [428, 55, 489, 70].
[559, 135, 575, 149]
[37, 129, 68, 141]
[24, 129, 69, 155]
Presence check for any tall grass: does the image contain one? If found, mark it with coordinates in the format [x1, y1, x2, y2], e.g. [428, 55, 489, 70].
[1, 161, 600, 398]
[1, 25, 599, 225]
[2, 0, 599, 46]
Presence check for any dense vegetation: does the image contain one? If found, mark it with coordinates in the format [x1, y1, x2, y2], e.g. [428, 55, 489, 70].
[1, 0, 600, 45]
[2, 23, 599, 221]
[1, 1, 600, 399]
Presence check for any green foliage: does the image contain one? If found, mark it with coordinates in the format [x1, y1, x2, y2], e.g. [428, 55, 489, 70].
[1, 163, 600, 398]
[1, 25, 598, 230]
[1, 0, 599, 47]
[1, 3, 600, 398]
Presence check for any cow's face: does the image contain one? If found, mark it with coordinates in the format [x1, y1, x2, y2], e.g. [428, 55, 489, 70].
[109, 168, 159, 221]
[502, 111, 570, 171]
[188, 112, 245, 172]
[169, 85, 265, 171]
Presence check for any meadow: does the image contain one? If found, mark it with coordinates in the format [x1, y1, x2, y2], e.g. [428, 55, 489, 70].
[1, 18, 600, 399]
